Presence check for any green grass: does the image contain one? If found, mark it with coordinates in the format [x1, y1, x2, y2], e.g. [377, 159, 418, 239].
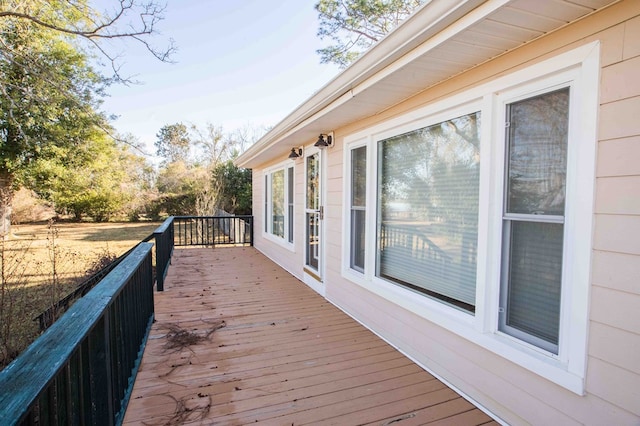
[0, 221, 160, 369]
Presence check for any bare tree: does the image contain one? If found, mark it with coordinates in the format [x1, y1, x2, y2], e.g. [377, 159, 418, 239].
[0, 0, 176, 83]
[226, 123, 270, 156]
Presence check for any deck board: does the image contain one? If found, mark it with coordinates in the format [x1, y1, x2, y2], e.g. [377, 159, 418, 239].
[123, 247, 494, 425]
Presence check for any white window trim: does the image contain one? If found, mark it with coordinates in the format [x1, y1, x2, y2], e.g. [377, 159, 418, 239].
[341, 42, 599, 394]
[342, 138, 369, 278]
[263, 161, 295, 250]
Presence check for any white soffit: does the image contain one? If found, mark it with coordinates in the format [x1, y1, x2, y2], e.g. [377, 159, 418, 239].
[236, 0, 617, 168]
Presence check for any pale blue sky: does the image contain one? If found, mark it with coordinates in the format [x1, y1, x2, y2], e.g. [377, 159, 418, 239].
[100, 0, 341, 156]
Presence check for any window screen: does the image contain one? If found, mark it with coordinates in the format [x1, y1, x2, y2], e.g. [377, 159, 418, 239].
[499, 88, 569, 354]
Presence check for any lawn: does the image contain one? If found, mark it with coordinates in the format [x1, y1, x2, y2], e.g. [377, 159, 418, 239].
[0, 221, 161, 369]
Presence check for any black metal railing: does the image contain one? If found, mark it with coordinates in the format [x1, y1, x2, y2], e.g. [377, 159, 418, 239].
[173, 215, 253, 247]
[0, 243, 155, 425]
[152, 215, 252, 291]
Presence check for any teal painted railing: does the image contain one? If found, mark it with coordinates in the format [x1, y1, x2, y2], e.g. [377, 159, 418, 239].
[0, 243, 155, 425]
[0, 215, 253, 424]
[153, 217, 175, 292]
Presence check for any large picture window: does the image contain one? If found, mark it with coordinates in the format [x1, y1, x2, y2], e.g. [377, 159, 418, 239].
[376, 112, 480, 311]
[342, 44, 598, 393]
[264, 165, 294, 243]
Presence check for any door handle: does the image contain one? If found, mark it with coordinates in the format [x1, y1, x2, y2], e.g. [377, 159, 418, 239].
[319, 206, 324, 220]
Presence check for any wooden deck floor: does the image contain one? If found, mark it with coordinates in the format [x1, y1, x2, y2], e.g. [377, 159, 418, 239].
[124, 247, 497, 425]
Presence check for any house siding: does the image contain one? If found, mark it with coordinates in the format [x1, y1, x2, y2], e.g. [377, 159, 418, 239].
[249, 1, 640, 424]
[588, 5, 640, 420]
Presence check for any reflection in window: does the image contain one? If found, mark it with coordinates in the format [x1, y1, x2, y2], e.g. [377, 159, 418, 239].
[306, 153, 320, 270]
[307, 154, 319, 210]
[500, 88, 569, 354]
[271, 170, 284, 238]
[377, 112, 481, 312]
[350, 146, 366, 272]
[288, 167, 294, 243]
[265, 166, 294, 242]
[506, 90, 568, 216]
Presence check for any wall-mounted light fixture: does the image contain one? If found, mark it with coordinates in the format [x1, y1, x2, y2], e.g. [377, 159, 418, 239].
[288, 147, 303, 159]
[313, 132, 334, 149]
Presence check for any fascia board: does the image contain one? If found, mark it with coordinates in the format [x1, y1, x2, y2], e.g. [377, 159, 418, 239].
[235, 0, 500, 168]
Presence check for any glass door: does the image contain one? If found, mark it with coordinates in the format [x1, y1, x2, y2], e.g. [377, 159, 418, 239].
[305, 152, 322, 276]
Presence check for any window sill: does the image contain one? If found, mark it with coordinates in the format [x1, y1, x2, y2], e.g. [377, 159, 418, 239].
[341, 269, 585, 395]
[262, 233, 295, 252]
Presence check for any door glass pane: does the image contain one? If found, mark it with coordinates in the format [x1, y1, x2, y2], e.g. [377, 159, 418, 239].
[307, 212, 319, 270]
[504, 221, 563, 352]
[506, 89, 569, 215]
[288, 167, 294, 243]
[306, 154, 319, 210]
[264, 175, 268, 233]
[271, 169, 284, 238]
[376, 112, 481, 311]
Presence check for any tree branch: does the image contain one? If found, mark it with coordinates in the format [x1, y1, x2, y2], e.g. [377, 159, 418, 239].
[0, 0, 176, 83]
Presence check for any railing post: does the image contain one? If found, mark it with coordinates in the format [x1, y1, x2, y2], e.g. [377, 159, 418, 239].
[250, 216, 254, 246]
[153, 216, 175, 292]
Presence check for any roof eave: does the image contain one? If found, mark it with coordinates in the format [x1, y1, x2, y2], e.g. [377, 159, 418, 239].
[235, 0, 488, 168]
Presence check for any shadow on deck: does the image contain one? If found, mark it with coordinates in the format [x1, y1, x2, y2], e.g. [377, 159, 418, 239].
[124, 247, 496, 425]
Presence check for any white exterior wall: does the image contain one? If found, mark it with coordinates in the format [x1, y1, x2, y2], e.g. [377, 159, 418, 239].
[249, 2, 640, 423]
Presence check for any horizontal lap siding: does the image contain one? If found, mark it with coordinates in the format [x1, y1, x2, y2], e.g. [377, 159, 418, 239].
[590, 10, 640, 419]
[325, 141, 344, 272]
[250, 2, 640, 424]
[324, 2, 640, 425]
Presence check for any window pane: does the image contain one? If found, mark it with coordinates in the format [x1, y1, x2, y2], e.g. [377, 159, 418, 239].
[307, 212, 319, 269]
[503, 221, 563, 352]
[351, 209, 366, 271]
[351, 146, 367, 272]
[351, 146, 367, 207]
[506, 89, 569, 215]
[377, 112, 480, 310]
[271, 170, 284, 238]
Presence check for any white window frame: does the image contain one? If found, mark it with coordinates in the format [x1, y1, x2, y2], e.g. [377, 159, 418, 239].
[344, 141, 369, 275]
[341, 42, 599, 394]
[263, 161, 295, 249]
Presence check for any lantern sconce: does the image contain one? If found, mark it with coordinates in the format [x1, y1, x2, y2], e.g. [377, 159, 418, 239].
[313, 132, 334, 149]
[288, 147, 303, 160]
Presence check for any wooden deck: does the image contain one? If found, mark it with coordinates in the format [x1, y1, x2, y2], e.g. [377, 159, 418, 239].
[124, 247, 497, 425]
